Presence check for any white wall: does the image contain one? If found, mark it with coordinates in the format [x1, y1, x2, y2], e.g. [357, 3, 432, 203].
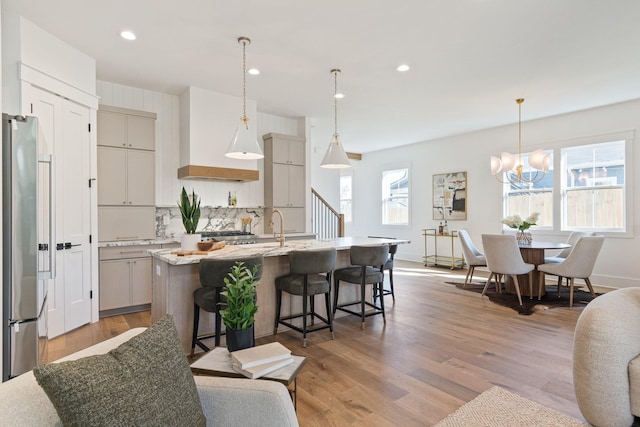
[340, 99, 640, 289]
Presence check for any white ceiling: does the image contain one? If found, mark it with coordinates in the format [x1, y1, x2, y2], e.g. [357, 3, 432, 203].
[4, 0, 640, 154]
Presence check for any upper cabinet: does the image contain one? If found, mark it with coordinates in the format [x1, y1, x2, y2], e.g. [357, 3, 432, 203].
[263, 133, 306, 233]
[97, 105, 157, 241]
[97, 106, 156, 150]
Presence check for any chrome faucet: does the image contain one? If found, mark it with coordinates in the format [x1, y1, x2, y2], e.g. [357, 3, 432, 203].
[269, 209, 285, 247]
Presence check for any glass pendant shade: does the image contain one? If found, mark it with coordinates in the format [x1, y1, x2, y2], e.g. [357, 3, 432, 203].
[321, 133, 351, 169]
[226, 117, 264, 160]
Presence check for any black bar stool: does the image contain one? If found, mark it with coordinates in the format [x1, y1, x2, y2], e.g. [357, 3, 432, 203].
[333, 245, 389, 330]
[368, 237, 398, 303]
[191, 256, 263, 354]
[274, 248, 336, 347]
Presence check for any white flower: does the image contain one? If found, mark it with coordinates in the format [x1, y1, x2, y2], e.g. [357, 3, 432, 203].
[501, 212, 539, 231]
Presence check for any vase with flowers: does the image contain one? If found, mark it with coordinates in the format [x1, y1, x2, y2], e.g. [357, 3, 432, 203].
[501, 212, 539, 244]
[178, 187, 201, 250]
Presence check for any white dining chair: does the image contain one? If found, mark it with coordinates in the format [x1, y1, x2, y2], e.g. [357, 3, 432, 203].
[544, 231, 596, 264]
[537, 236, 604, 307]
[458, 229, 486, 286]
[481, 234, 535, 306]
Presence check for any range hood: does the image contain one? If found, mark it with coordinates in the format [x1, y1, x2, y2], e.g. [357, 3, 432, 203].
[179, 87, 260, 182]
[177, 165, 259, 181]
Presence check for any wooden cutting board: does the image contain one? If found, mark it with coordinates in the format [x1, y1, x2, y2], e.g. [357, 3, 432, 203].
[171, 241, 226, 256]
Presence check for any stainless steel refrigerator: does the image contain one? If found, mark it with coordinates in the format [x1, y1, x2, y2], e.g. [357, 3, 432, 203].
[2, 114, 54, 381]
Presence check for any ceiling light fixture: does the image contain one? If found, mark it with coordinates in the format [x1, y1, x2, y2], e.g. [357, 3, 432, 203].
[490, 98, 550, 184]
[396, 64, 410, 72]
[248, 68, 260, 75]
[120, 30, 136, 41]
[225, 36, 264, 160]
[321, 69, 351, 169]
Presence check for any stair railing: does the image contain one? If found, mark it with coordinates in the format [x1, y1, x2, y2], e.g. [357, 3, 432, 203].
[311, 188, 345, 239]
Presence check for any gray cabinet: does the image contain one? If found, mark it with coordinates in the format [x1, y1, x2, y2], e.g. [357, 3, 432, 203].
[99, 245, 159, 315]
[97, 105, 156, 241]
[263, 133, 306, 233]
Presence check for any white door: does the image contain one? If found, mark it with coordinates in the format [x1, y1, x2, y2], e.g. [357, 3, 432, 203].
[29, 86, 92, 337]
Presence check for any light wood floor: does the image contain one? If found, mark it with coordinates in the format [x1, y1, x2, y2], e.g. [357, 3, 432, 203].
[46, 261, 587, 426]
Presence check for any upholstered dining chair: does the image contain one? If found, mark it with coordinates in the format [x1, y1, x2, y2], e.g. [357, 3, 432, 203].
[481, 234, 534, 306]
[333, 245, 389, 330]
[192, 256, 263, 354]
[544, 231, 596, 264]
[537, 235, 604, 307]
[458, 229, 487, 287]
[274, 248, 336, 347]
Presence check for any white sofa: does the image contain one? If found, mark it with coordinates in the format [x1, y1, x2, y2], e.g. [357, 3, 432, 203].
[573, 287, 640, 427]
[0, 328, 299, 427]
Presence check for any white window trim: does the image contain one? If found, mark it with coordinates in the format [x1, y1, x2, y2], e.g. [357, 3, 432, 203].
[380, 163, 411, 228]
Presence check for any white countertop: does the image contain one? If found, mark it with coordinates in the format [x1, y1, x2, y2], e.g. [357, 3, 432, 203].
[150, 237, 409, 266]
[99, 238, 180, 248]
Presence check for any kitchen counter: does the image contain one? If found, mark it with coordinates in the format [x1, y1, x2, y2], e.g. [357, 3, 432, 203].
[151, 237, 408, 353]
[99, 238, 180, 248]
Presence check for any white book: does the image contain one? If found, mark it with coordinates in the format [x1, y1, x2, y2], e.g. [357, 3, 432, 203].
[230, 342, 292, 369]
[232, 356, 294, 379]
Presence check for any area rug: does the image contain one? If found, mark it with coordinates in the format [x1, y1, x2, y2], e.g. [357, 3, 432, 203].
[434, 386, 586, 427]
[445, 281, 600, 315]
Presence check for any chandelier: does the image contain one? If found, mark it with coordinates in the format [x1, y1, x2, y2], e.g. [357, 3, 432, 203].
[225, 36, 264, 160]
[490, 98, 549, 184]
[320, 69, 351, 169]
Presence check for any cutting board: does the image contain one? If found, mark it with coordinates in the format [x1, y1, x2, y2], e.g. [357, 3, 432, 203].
[171, 241, 226, 256]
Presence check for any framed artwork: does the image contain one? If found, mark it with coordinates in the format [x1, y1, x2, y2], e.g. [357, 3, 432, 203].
[433, 171, 467, 220]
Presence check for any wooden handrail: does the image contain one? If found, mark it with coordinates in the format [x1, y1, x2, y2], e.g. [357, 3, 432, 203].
[311, 188, 341, 217]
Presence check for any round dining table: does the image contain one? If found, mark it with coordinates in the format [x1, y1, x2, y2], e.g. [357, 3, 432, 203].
[504, 241, 571, 297]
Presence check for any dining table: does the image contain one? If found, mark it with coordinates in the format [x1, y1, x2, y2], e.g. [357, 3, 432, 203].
[504, 241, 571, 297]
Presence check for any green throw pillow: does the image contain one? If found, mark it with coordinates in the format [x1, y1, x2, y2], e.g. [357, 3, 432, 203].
[33, 315, 206, 427]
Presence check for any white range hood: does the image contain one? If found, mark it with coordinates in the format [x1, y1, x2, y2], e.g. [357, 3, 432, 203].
[179, 86, 260, 181]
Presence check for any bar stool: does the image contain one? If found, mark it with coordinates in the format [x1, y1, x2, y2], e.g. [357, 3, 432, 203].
[333, 245, 389, 330]
[274, 248, 336, 347]
[375, 243, 398, 303]
[191, 256, 263, 354]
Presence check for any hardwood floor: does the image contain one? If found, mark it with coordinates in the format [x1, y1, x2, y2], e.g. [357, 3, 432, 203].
[46, 261, 587, 426]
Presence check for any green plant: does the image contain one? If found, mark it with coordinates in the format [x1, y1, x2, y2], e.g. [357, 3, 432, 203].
[219, 262, 260, 330]
[177, 187, 201, 234]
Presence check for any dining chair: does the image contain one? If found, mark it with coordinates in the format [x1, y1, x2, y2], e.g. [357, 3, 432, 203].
[274, 248, 336, 347]
[333, 245, 389, 330]
[481, 234, 534, 306]
[458, 229, 487, 286]
[544, 231, 596, 264]
[537, 236, 604, 307]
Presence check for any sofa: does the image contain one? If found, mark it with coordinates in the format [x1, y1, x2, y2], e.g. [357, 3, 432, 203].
[0, 328, 299, 427]
[573, 287, 640, 427]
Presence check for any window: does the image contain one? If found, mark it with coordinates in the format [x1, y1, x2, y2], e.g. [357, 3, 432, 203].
[503, 151, 554, 228]
[340, 175, 352, 223]
[382, 168, 409, 225]
[562, 140, 625, 231]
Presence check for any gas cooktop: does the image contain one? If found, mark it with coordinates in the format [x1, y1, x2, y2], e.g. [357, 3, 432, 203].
[200, 230, 257, 245]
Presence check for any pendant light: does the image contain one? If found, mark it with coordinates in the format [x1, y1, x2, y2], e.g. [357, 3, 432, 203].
[490, 98, 549, 184]
[321, 69, 351, 169]
[225, 36, 264, 160]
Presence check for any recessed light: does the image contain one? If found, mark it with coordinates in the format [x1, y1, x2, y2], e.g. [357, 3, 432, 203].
[396, 64, 410, 72]
[120, 31, 136, 41]
[334, 93, 344, 99]
[248, 68, 260, 75]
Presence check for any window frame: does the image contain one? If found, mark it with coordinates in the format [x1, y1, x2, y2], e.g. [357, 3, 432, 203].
[339, 172, 353, 224]
[381, 165, 411, 227]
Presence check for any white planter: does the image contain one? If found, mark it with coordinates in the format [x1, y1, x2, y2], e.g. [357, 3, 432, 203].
[181, 233, 201, 251]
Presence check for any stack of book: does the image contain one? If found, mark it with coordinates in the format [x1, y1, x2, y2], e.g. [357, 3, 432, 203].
[230, 342, 293, 379]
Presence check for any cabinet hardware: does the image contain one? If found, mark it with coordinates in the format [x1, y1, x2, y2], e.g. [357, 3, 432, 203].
[116, 236, 138, 240]
[38, 243, 49, 251]
[56, 243, 64, 251]
[64, 242, 81, 249]
[120, 250, 144, 255]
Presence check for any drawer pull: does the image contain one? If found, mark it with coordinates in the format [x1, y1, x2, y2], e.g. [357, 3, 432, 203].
[120, 250, 145, 255]
[116, 236, 138, 240]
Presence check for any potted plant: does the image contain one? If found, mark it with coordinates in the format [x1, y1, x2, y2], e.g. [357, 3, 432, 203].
[178, 187, 201, 250]
[219, 261, 260, 352]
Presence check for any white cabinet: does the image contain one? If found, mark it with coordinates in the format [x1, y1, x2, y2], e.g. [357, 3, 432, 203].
[99, 245, 159, 314]
[97, 105, 156, 242]
[263, 133, 307, 233]
[97, 146, 154, 206]
[97, 108, 155, 150]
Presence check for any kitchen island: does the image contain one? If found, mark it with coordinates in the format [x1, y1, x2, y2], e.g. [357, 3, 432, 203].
[150, 237, 407, 353]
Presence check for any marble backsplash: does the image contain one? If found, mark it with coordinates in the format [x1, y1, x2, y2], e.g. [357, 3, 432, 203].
[155, 206, 264, 239]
